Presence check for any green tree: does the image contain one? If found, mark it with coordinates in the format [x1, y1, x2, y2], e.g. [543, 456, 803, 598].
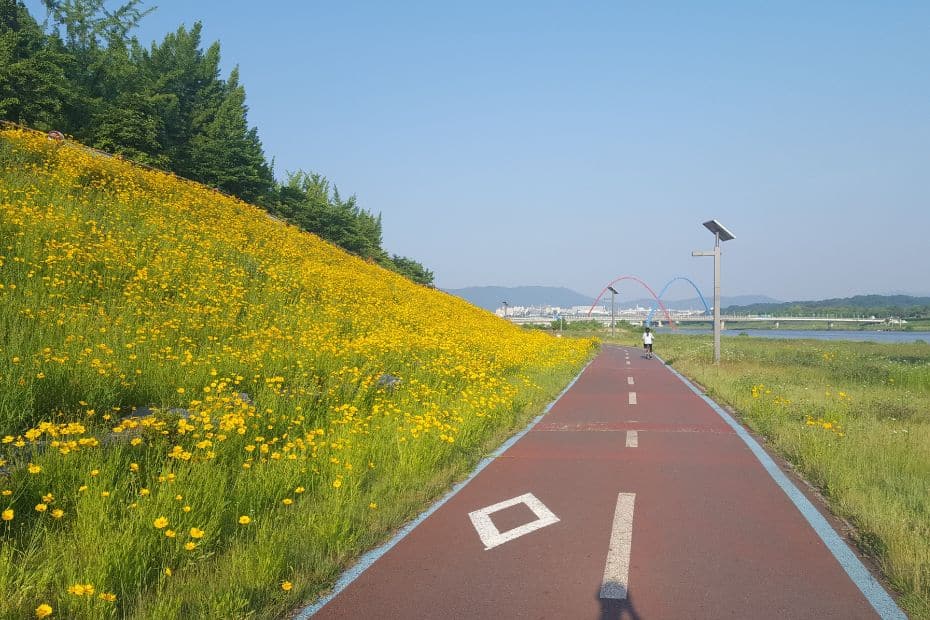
[92, 89, 165, 165]
[41, 0, 152, 52]
[32, 0, 170, 167]
[86, 36, 166, 165]
[385, 255, 434, 287]
[189, 66, 273, 202]
[273, 171, 403, 264]
[0, 0, 70, 128]
[142, 24, 223, 178]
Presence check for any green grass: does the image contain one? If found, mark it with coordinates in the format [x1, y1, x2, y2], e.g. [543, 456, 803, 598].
[629, 333, 930, 618]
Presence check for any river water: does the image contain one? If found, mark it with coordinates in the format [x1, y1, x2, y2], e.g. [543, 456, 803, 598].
[654, 328, 929, 344]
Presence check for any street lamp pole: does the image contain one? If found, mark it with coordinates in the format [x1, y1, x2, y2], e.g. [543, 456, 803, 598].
[502, 301, 509, 318]
[607, 286, 619, 339]
[692, 219, 735, 364]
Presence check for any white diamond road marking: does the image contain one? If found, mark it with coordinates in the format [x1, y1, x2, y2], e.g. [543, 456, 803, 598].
[628, 392, 637, 405]
[600, 492, 636, 599]
[626, 430, 638, 448]
[468, 493, 560, 551]
[627, 376, 634, 385]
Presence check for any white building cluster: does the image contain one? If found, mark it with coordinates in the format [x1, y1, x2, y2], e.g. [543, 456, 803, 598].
[495, 304, 707, 320]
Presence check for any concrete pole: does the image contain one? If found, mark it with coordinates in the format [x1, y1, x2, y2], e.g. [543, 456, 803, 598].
[713, 232, 721, 364]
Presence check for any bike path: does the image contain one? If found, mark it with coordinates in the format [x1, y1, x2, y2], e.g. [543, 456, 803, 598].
[309, 345, 898, 619]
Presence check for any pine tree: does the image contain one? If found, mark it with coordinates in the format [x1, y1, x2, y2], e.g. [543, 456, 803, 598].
[85, 36, 166, 165]
[385, 255, 434, 286]
[189, 66, 273, 202]
[143, 24, 222, 177]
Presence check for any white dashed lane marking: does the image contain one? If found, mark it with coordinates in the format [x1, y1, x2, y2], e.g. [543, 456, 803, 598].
[600, 492, 636, 599]
[625, 430, 638, 448]
[627, 377, 634, 385]
[628, 392, 637, 405]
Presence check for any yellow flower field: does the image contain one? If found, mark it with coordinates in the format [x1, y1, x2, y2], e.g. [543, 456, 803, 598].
[0, 127, 596, 618]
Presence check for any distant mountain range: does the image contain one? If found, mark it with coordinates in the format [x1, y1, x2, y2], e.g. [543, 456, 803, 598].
[444, 286, 778, 311]
[443, 286, 594, 311]
[610, 294, 780, 310]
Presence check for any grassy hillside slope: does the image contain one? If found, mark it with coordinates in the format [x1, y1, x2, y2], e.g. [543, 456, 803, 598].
[0, 128, 595, 619]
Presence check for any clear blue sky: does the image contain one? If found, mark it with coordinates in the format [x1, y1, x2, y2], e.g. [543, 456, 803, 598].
[26, 1, 930, 300]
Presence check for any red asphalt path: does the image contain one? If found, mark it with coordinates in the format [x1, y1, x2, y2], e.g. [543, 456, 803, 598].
[311, 346, 888, 619]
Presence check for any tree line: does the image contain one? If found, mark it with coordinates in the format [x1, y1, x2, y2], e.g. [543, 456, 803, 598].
[0, 0, 433, 285]
[723, 295, 930, 319]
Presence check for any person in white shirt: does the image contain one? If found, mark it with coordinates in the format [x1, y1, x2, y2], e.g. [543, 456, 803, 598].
[642, 327, 654, 359]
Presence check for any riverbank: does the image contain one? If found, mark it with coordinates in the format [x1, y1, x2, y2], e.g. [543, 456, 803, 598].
[655, 327, 930, 344]
[700, 319, 930, 332]
[671, 320, 930, 332]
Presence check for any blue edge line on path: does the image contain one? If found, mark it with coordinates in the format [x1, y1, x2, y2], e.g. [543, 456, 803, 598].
[661, 357, 906, 620]
[295, 357, 596, 618]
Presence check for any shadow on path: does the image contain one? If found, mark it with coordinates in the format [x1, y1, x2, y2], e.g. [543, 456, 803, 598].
[597, 586, 642, 620]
